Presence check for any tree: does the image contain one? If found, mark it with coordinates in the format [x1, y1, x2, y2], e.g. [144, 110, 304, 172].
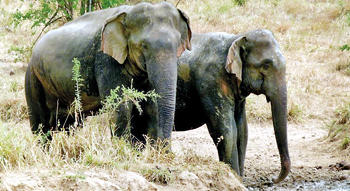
[12, 0, 126, 43]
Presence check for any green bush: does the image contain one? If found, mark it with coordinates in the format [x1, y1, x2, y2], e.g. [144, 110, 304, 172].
[339, 44, 350, 51]
[12, 0, 126, 29]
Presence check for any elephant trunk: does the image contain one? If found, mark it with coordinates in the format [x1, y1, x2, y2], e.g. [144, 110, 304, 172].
[270, 82, 291, 184]
[146, 53, 177, 140]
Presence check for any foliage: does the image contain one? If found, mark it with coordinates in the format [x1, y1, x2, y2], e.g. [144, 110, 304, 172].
[339, 44, 350, 51]
[328, 102, 350, 149]
[100, 83, 159, 116]
[0, 122, 42, 171]
[140, 166, 173, 184]
[8, 45, 33, 63]
[233, 0, 247, 6]
[12, 0, 126, 28]
[71, 58, 84, 128]
[11, 0, 126, 45]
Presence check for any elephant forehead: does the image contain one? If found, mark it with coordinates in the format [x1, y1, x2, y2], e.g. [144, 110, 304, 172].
[127, 2, 179, 25]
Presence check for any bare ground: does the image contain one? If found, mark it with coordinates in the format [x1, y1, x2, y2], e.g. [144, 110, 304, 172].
[172, 122, 350, 190]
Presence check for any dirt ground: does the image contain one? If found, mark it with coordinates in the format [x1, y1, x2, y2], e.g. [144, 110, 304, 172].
[172, 122, 350, 190]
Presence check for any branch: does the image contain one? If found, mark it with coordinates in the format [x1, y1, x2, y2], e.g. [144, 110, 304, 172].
[176, 0, 181, 7]
[33, 9, 63, 45]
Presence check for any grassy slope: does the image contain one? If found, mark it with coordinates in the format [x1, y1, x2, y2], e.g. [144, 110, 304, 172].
[0, 0, 350, 189]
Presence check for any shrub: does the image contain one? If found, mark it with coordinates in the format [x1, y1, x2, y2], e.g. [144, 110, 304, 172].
[327, 102, 350, 149]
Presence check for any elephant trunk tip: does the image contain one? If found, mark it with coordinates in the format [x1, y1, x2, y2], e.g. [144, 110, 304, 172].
[272, 159, 291, 184]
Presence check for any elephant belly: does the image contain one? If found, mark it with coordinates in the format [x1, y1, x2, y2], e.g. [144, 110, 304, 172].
[174, 100, 206, 131]
[81, 93, 101, 113]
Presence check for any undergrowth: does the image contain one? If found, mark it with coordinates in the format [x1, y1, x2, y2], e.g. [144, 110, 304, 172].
[327, 102, 350, 150]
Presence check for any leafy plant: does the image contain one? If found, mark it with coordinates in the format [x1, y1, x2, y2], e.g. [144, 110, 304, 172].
[8, 45, 33, 63]
[71, 58, 84, 128]
[100, 83, 159, 116]
[141, 166, 173, 184]
[233, 0, 247, 6]
[64, 174, 86, 181]
[339, 44, 350, 51]
[328, 102, 350, 149]
[12, 0, 126, 44]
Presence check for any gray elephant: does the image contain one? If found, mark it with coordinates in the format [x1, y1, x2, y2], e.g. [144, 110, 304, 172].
[25, 2, 191, 140]
[132, 29, 290, 183]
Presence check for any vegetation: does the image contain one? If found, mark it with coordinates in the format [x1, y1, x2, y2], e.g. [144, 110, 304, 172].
[0, 0, 350, 189]
[328, 102, 350, 150]
[12, 0, 126, 29]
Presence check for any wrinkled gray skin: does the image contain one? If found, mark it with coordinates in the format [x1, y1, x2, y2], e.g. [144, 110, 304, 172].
[25, 2, 191, 140]
[133, 29, 290, 183]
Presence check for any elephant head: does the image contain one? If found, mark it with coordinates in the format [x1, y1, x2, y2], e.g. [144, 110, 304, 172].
[226, 29, 290, 183]
[101, 2, 191, 139]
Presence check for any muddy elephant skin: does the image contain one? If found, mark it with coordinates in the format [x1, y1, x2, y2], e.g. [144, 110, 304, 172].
[174, 29, 289, 183]
[25, 2, 192, 140]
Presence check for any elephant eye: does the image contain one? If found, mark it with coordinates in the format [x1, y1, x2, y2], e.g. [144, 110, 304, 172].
[141, 42, 148, 50]
[261, 59, 273, 70]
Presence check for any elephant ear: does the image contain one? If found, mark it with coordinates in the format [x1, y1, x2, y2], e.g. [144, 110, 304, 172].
[177, 9, 192, 57]
[225, 36, 246, 82]
[101, 12, 128, 64]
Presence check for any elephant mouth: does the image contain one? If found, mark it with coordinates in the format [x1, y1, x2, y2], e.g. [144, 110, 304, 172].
[240, 86, 264, 97]
[240, 81, 265, 97]
[266, 96, 271, 103]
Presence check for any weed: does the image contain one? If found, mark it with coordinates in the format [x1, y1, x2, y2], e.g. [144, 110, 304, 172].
[100, 83, 159, 116]
[233, 0, 247, 6]
[327, 102, 350, 149]
[341, 136, 350, 149]
[70, 58, 84, 128]
[288, 101, 303, 122]
[64, 174, 86, 181]
[8, 44, 33, 63]
[339, 44, 350, 51]
[140, 166, 173, 184]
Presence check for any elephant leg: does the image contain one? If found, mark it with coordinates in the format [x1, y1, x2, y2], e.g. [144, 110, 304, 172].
[112, 102, 133, 137]
[94, 53, 134, 137]
[25, 67, 50, 134]
[206, 110, 240, 175]
[235, 101, 248, 176]
[144, 100, 159, 141]
[131, 100, 160, 144]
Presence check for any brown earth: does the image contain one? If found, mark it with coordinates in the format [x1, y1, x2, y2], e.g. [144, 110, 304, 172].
[172, 122, 350, 190]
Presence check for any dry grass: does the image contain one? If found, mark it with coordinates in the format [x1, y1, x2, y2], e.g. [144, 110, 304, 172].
[0, 0, 350, 188]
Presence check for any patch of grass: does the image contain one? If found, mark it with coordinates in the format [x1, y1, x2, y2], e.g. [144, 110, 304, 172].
[335, 53, 350, 76]
[339, 44, 350, 51]
[233, 0, 247, 6]
[64, 174, 86, 181]
[0, 98, 28, 122]
[0, 66, 28, 122]
[246, 95, 272, 122]
[0, 122, 43, 171]
[140, 166, 173, 184]
[288, 101, 303, 122]
[8, 44, 33, 63]
[327, 102, 350, 150]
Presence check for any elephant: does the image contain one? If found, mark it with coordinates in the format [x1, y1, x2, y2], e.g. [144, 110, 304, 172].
[131, 29, 290, 183]
[25, 2, 192, 141]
